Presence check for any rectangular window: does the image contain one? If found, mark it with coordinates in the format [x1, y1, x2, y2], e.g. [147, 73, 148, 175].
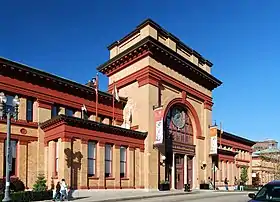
[4, 140, 17, 176]
[105, 144, 112, 177]
[55, 141, 58, 176]
[26, 99, 33, 121]
[5, 95, 15, 112]
[51, 106, 58, 118]
[88, 142, 96, 176]
[120, 146, 127, 178]
[65, 108, 74, 117]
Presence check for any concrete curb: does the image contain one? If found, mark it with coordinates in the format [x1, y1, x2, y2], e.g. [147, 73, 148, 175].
[92, 191, 249, 202]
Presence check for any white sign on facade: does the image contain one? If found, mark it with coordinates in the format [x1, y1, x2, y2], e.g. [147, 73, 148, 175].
[210, 136, 218, 155]
[154, 107, 164, 144]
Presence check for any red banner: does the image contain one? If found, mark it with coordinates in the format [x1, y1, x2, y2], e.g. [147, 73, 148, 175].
[154, 107, 164, 144]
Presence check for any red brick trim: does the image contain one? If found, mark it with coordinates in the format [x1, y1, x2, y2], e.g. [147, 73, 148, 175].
[108, 65, 213, 103]
[182, 91, 186, 101]
[204, 100, 213, 111]
[236, 158, 250, 163]
[164, 98, 202, 138]
[0, 119, 38, 129]
[197, 136, 205, 140]
[88, 176, 99, 180]
[0, 132, 37, 142]
[37, 99, 53, 110]
[107, 50, 151, 77]
[105, 177, 115, 180]
[130, 125, 139, 130]
[0, 75, 124, 122]
[218, 138, 252, 152]
[219, 154, 234, 163]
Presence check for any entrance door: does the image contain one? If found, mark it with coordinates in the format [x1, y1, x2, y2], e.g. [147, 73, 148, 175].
[175, 154, 184, 189]
[187, 157, 193, 188]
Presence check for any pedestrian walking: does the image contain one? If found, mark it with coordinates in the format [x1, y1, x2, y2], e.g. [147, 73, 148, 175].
[239, 180, 244, 191]
[234, 177, 238, 191]
[208, 177, 214, 190]
[224, 178, 229, 191]
[60, 179, 68, 201]
[52, 181, 61, 201]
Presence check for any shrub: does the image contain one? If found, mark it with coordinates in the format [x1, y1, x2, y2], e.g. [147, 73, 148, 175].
[33, 174, 47, 192]
[0, 177, 25, 193]
[0, 190, 53, 201]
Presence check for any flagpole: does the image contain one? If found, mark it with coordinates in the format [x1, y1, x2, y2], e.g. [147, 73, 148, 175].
[220, 122, 222, 148]
[96, 73, 99, 122]
[112, 82, 115, 125]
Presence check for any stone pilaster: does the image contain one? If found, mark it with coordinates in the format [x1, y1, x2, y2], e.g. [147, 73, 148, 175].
[79, 139, 88, 189]
[58, 139, 71, 185]
[135, 148, 140, 188]
[18, 141, 27, 186]
[18, 97, 27, 120]
[97, 142, 105, 188]
[113, 144, 120, 188]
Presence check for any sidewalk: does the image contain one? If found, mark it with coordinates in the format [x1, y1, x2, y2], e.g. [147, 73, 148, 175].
[65, 189, 250, 202]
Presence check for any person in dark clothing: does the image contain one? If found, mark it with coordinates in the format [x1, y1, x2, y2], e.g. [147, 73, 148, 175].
[53, 182, 61, 201]
[224, 178, 229, 191]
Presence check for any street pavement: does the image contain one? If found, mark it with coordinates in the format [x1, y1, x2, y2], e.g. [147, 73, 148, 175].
[130, 193, 250, 202]
[70, 191, 252, 202]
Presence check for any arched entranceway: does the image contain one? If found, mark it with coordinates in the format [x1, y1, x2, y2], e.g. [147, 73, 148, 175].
[164, 103, 196, 189]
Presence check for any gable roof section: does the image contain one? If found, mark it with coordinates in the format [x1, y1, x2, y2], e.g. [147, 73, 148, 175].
[0, 57, 127, 103]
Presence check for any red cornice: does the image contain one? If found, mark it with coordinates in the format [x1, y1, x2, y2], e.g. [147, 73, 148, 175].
[130, 125, 139, 130]
[0, 119, 38, 129]
[0, 132, 37, 142]
[107, 50, 151, 77]
[108, 65, 213, 103]
[218, 138, 253, 152]
[43, 122, 145, 150]
[0, 75, 123, 121]
[219, 154, 234, 163]
[37, 99, 53, 110]
[236, 158, 250, 163]
[204, 100, 213, 111]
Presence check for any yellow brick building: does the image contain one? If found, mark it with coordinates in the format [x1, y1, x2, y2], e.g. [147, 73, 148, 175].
[0, 19, 227, 190]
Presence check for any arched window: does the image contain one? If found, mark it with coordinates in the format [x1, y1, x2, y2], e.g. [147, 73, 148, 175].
[165, 105, 193, 144]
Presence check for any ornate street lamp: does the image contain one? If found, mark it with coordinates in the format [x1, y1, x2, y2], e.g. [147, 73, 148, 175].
[0, 92, 19, 202]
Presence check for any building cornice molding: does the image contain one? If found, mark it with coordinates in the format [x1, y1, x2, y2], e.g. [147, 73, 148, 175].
[108, 65, 213, 104]
[107, 19, 213, 68]
[98, 36, 222, 91]
[40, 115, 147, 140]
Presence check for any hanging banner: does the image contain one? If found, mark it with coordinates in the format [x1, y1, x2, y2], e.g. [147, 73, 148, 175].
[209, 127, 218, 155]
[154, 107, 164, 144]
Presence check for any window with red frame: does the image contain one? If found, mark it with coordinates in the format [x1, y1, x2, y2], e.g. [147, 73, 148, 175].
[88, 141, 96, 176]
[105, 144, 112, 177]
[120, 146, 127, 178]
[4, 140, 17, 177]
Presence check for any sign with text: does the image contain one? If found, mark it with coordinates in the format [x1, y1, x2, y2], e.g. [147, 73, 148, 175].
[154, 107, 164, 145]
[209, 128, 218, 155]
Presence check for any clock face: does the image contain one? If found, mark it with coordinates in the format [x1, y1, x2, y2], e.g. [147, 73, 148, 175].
[171, 108, 186, 129]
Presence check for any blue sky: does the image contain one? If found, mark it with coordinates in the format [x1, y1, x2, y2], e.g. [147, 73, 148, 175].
[0, 1, 279, 142]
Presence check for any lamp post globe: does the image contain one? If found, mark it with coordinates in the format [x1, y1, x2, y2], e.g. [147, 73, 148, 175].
[1, 93, 19, 202]
[0, 92, 7, 104]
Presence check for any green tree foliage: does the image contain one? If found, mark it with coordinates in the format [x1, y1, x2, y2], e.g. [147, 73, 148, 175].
[33, 174, 47, 192]
[240, 166, 249, 184]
